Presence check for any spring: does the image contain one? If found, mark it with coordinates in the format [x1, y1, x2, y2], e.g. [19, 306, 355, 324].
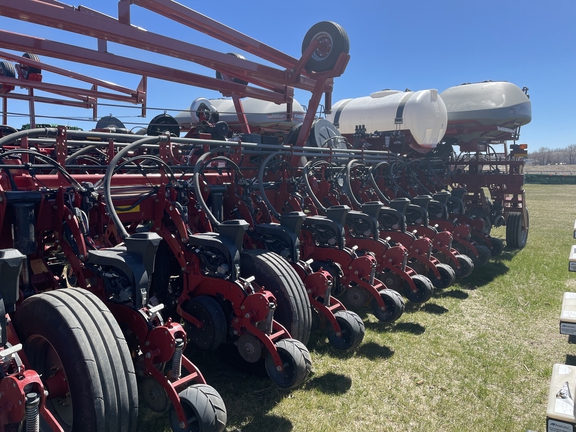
[171, 338, 184, 380]
[25, 392, 40, 432]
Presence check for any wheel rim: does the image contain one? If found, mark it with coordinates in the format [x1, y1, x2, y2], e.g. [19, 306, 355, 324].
[184, 296, 227, 351]
[403, 276, 433, 304]
[311, 32, 333, 61]
[326, 311, 364, 351]
[371, 290, 404, 323]
[430, 264, 455, 289]
[25, 336, 73, 429]
[265, 345, 299, 388]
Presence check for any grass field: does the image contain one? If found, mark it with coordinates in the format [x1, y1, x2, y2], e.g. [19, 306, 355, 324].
[141, 183, 576, 432]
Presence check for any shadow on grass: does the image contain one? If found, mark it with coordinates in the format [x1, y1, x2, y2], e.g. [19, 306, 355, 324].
[404, 301, 449, 315]
[355, 341, 395, 360]
[135, 345, 299, 432]
[387, 321, 426, 335]
[304, 371, 352, 395]
[239, 414, 293, 432]
[565, 354, 576, 366]
[458, 260, 510, 289]
[435, 289, 469, 300]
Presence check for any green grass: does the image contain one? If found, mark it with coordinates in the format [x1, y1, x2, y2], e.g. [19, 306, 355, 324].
[141, 184, 576, 432]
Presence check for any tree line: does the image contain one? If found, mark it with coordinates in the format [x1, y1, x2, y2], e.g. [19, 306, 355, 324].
[528, 145, 576, 165]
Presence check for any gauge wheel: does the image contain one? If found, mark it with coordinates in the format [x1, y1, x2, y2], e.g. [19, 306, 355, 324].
[265, 339, 312, 389]
[241, 250, 312, 345]
[326, 310, 365, 350]
[169, 384, 227, 432]
[428, 263, 456, 289]
[14, 288, 138, 432]
[371, 289, 405, 323]
[403, 274, 434, 304]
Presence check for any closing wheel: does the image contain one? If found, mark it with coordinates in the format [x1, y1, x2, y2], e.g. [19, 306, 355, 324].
[403, 274, 434, 304]
[301, 21, 350, 72]
[371, 289, 405, 323]
[506, 210, 529, 249]
[265, 339, 312, 389]
[326, 310, 365, 351]
[470, 244, 491, 268]
[241, 250, 312, 345]
[14, 288, 138, 432]
[453, 254, 474, 278]
[183, 296, 227, 352]
[169, 384, 227, 432]
[487, 237, 504, 256]
[428, 263, 456, 289]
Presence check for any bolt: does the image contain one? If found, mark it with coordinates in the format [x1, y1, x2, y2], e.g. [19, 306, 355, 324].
[145, 352, 151, 358]
[245, 313, 250, 318]
[276, 366, 282, 371]
[145, 341, 150, 346]
[179, 422, 186, 429]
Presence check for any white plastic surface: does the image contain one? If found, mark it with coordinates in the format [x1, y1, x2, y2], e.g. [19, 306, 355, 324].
[326, 89, 447, 149]
[561, 293, 576, 335]
[175, 97, 305, 130]
[547, 364, 576, 427]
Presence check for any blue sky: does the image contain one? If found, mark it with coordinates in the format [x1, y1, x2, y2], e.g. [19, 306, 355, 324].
[0, 0, 574, 151]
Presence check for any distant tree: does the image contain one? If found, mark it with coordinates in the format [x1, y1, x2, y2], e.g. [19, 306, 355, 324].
[530, 147, 552, 165]
[567, 144, 576, 164]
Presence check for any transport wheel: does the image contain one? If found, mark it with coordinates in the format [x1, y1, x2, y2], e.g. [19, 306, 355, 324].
[183, 296, 227, 352]
[301, 21, 350, 72]
[215, 53, 249, 85]
[265, 339, 311, 389]
[0, 60, 15, 93]
[453, 254, 474, 278]
[14, 288, 138, 432]
[326, 310, 365, 351]
[21, 52, 41, 79]
[428, 263, 456, 289]
[403, 274, 434, 304]
[169, 384, 227, 432]
[371, 289, 405, 323]
[506, 210, 529, 249]
[470, 244, 491, 268]
[241, 250, 312, 345]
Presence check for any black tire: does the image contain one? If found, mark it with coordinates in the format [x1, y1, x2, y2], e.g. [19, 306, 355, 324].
[506, 210, 529, 249]
[371, 289, 405, 323]
[470, 244, 491, 268]
[241, 250, 312, 345]
[453, 254, 474, 278]
[14, 288, 138, 432]
[326, 310, 365, 350]
[183, 296, 228, 352]
[169, 384, 227, 432]
[215, 53, 249, 85]
[264, 338, 311, 389]
[21, 52, 41, 79]
[301, 21, 350, 72]
[403, 274, 434, 304]
[0, 60, 15, 93]
[428, 263, 456, 289]
[488, 237, 504, 256]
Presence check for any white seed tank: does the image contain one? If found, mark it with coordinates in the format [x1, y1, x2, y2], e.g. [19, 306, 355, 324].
[175, 97, 305, 130]
[440, 81, 531, 143]
[326, 89, 447, 150]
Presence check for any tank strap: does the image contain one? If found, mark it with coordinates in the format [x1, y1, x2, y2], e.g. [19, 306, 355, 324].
[395, 92, 414, 125]
[332, 99, 353, 128]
